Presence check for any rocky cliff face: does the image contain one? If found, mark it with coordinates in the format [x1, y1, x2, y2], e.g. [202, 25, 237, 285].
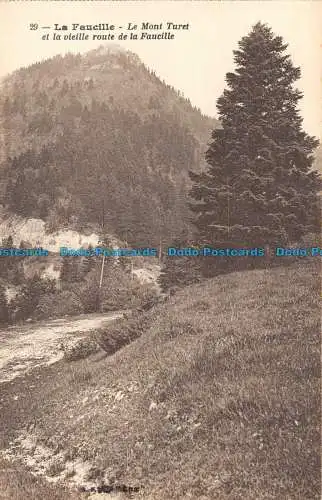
[0, 208, 100, 252]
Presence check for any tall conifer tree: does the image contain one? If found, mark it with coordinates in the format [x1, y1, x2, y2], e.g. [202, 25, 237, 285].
[190, 23, 320, 254]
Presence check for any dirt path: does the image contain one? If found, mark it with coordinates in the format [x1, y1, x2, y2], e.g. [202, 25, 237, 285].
[0, 312, 123, 383]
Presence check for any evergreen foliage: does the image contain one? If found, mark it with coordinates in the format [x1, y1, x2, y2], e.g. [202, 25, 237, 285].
[81, 244, 96, 276]
[189, 23, 321, 275]
[11, 274, 56, 321]
[0, 236, 25, 284]
[158, 235, 201, 292]
[1, 47, 215, 247]
[60, 257, 81, 283]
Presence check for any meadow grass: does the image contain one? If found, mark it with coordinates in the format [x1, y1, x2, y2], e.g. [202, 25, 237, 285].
[0, 458, 83, 500]
[0, 260, 320, 499]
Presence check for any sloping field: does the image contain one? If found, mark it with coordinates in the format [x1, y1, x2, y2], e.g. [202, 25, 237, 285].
[0, 457, 83, 500]
[0, 260, 320, 499]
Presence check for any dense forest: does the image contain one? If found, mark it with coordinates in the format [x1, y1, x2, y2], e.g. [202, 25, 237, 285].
[0, 46, 218, 247]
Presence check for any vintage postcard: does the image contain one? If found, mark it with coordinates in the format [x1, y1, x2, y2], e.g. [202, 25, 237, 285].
[0, 1, 320, 498]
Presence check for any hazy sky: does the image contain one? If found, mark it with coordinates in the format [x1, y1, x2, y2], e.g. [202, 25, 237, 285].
[0, 1, 321, 137]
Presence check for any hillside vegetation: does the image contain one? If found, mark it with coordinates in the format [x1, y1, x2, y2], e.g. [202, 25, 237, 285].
[0, 45, 218, 247]
[0, 259, 320, 499]
[0, 458, 83, 500]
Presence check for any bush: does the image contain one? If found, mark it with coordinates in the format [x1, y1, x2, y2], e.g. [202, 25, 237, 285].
[96, 312, 153, 355]
[100, 281, 158, 312]
[299, 232, 321, 247]
[163, 320, 202, 340]
[190, 299, 210, 312]
[76, 266, 159, 312]
[63, 337, 99, 362]
[10, 274, 57, 321]
[34, 290, 84, 319]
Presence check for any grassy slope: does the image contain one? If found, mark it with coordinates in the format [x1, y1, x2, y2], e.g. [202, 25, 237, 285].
[0, 458, 83, 500]
[0, 260, 320, 499]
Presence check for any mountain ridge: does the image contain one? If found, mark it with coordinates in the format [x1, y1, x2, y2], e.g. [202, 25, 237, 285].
[0, 45, 219, 247]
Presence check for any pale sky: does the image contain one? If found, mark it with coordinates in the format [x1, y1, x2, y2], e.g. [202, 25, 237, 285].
[0, 1, 321, 138]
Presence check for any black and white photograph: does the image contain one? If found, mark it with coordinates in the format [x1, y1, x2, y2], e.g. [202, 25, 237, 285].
[0, 1, 320, 498]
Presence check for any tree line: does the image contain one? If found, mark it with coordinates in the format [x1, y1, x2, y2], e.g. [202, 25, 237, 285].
[3, 100, 195, 248]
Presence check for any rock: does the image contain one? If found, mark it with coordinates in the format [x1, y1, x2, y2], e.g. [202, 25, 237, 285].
[149, 401, 157, 412]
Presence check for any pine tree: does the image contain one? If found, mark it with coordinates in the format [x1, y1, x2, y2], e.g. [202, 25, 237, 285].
[158, 235, 201, 292]
[0, 235, 23, 283]
[81, 244, 96, 276]
[12, 274, 56, 321]
[60, 257, 80, 283]
[0, 285, 9, 324]
[190, 23, 321, 270]
[9, 170, 32, 216]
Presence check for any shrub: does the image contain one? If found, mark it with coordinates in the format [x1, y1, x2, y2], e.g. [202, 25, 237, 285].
[77, 266, 158, 312]
[299, 232, 321, 248]
[63, 337, 99, 362]
[190, 299, 210, 312]
[34, 290, 84, 319]
[101, 281, 158, 312]
[163, 320, 202, 340]
[96, 312, 152, 354]
[46, 460, 65, 477]
[11, 274, 57, 321]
